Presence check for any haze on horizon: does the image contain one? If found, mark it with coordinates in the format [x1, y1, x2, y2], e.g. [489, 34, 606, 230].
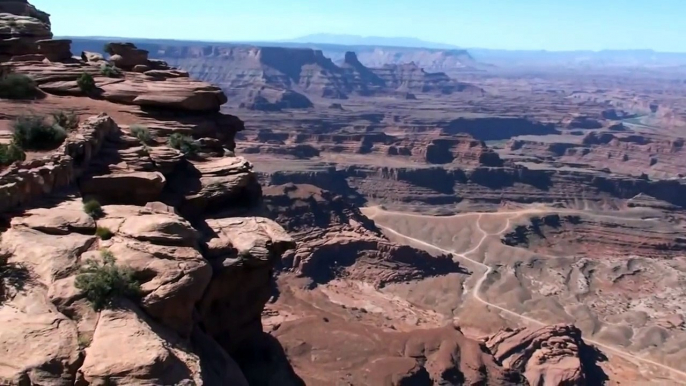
[32, 0, 686, 52]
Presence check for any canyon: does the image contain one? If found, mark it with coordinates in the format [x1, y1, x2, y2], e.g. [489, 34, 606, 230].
[1, 1, 686, 385]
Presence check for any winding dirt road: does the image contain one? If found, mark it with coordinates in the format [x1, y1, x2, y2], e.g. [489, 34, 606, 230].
[367, 208, 686, 381]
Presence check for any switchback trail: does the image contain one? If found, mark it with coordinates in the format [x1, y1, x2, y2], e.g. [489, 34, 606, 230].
[372, 211, 686, 381]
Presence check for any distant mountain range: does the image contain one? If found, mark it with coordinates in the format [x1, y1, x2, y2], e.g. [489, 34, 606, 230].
[286, 34, 461, 50]
[61, 35, 686, 70]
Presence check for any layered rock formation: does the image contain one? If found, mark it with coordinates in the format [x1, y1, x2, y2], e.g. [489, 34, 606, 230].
[0, 4, 51, 61]
[69, 38, 481, 72]
[0, 3, 304, 384]
[261, 183, 463, 287]
[64, 42, 482, 106]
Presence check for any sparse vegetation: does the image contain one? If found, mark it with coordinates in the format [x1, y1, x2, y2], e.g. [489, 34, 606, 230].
[0, 73, 39, 100]
[77, 72, 96, 93]
[95, 226, 114, 240]
[75, 249, 141, 311]
[83, 199, 104, 219]
[0, 142, 26, 167]
[130, 125, 153, 145]
[11, 115, 66, 150]
[77, 334, 93, 349]
[51, 110, 80, 132]
[99, 63, 121, 78]
[167, 133, 199, 156]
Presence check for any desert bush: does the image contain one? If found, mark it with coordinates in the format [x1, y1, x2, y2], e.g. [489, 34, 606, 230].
[51, 110, 80, 132]
[167, 133, 199, 156]
[0, 142, 26, 166]
[77, 334, 92, 349]
[75, 249, 140, 311]
[0, 73, 39, 100]
[95, 226, 114, 240]
[77, 72, 96, 93]
[12, 115, 66, 150]
[99, 63, 121, 78]
[130, 125, 153, 145]
[83, 199, 104, 218]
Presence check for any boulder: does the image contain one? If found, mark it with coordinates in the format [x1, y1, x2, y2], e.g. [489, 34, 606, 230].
[94, 205, 211, 336]
[36, 38, 72, 62]
[144, 69, 190, 78]
[0, 289, 81, 385]
[11, 206, 96, 235]
[80, 50, 104, 63]
[485, 324, 602, 386]
[169, 157, 261, 216]
[1, 223, 96, 285]
[76, 305, 199, 385]
[106, 42, 149, 69]
[132, 64, 150, 73]
[79, 171, 166, 205]
[147, 145, 184, 175]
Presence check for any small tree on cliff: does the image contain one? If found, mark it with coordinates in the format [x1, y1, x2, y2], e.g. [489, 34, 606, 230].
[75, 249, 140, 311]
[167, 133, 199, 156]
[77, 72, 96, 94]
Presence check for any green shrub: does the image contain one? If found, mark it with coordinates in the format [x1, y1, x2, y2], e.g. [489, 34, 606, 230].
[130, 125, 153, 145]
[12, 115, 66, 150]
[167, 133, 199, 156]
[95, 226, 114, 240]
[99, 64, 121, 78]
[83, 199, 104, 219]
[77, 334, 92, 349]
[0, 73, 39, 100]
[75, 249, 140, 311]
[0, 142, 26, 166]
[51, 110, 80, 132]
[77, 72, 96, 93]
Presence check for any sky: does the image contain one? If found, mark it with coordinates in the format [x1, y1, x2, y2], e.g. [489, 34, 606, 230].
[31, 0, 686, 52]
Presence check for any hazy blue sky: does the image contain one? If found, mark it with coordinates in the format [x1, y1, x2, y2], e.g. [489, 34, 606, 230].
[32, 0, 685, 51]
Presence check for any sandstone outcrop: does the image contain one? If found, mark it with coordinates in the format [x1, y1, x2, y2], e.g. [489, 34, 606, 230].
[262, 183, 463, 287]
[0, 113, 117, 212]
[0, 165, 298, 385]
[83, 44, 483, 105]
[485, 324, 604, 386]
[0, 11, 51, 61]
[106, 42, 150, 69]
[0, 3, 302, 384]
[7, 47, 227, 111]
[36, 38, 71, 61]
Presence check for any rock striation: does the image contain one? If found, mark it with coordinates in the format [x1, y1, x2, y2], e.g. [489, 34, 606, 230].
[64, 43, 483, 105]
[0, 10, 51, 61]
[0, 3, 302, 385]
